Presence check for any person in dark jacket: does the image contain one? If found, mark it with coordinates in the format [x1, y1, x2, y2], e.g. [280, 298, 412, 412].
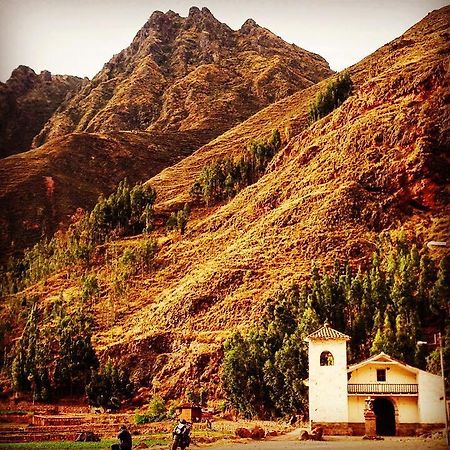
[171, 418, 191, 450]
[111, 425, 132, 450]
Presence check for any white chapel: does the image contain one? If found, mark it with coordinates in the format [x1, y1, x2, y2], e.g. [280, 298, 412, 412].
[305, 323, 446, 436]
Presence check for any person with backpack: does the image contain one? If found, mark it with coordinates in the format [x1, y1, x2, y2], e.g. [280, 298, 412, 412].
[171, 418, 191, 450]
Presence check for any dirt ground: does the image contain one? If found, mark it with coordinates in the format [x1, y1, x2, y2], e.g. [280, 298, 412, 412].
[208, 429, 448, 449]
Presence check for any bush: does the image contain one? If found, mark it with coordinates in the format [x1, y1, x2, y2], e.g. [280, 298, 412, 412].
[134, 395, 167, 423]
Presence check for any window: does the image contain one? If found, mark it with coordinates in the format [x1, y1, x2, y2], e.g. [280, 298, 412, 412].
[377, 369, 386, 382]
[320, 351, 334, 366]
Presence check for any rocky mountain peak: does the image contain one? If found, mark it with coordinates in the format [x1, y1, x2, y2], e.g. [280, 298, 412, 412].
[185, 6, 228, 32]
[240, 18, 259, 32]
[145, 9, 179, 30]
[32, 6, 332, 148]
[6, 65, 38, 92]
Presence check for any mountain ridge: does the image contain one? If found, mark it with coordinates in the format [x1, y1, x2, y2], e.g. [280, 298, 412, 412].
[0, 7, 332, 259]
[32, 6, 332, 147]
[0, 66, 85, 158]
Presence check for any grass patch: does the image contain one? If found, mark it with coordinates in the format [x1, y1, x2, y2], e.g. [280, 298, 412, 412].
[0, 437, 168, 450]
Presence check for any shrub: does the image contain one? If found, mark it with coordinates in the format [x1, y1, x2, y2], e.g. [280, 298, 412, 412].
[134, 395, 167, 423]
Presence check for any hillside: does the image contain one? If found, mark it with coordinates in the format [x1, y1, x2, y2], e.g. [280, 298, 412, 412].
[33, 6, 332, 147]
[0, 66, 84, 158]
[0, 129, 208, 258]
[0, 7, 332, 259]
[1, 6, 449, 402]
[102, 5, 450, 393]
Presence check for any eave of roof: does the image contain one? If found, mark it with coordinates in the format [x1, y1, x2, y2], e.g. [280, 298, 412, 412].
[304, 324, 350, 342]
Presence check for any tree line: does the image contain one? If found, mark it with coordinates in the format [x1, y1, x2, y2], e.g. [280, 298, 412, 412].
[222, 232, 449, 418]
[0, 179, 158, 295]
[11, 300, 133, 409]
[308, 71, 353, 123]
[190, 130, 281, 206]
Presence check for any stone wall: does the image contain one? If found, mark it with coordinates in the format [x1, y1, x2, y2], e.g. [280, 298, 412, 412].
[310, 421, 349, 435]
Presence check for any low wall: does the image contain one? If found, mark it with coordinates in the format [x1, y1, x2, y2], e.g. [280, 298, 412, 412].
[0, 413, 31, 424]
[347, 422, 444, 437]
[310, 421, 349, 435]
[398, 423, 444, 437]
[32, 415, 83, 426]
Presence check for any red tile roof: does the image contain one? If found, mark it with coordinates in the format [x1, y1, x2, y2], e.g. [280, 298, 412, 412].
[305, 323, 350, 341]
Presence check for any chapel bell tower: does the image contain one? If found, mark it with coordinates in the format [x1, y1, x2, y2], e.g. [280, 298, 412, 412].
[305, 323, 350, 428]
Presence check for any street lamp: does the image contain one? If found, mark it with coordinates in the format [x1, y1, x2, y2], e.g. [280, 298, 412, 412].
[421, 240, 448, 445]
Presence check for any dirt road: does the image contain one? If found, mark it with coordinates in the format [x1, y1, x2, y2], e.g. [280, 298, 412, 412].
[208, 433, 447, 449]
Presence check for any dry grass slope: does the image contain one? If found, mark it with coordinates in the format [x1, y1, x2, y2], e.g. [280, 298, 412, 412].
[2, 6, 449, 400]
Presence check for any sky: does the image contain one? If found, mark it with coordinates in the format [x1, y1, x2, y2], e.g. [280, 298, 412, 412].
[0, 0, 448, 82]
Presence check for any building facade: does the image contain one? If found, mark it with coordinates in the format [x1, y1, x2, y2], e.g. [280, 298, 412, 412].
[305, 324, 446, 436]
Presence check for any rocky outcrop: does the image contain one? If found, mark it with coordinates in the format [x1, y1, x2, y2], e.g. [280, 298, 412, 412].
[32, 7, 332, 147]
[0, 66, 84, 158]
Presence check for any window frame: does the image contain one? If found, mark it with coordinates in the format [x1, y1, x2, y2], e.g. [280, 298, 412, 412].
[376, 368, 387, 382]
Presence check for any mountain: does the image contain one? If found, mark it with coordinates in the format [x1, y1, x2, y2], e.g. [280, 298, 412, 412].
[0, 6, 332, 258]
[2, 6, 449, 402]
[32, 6, 332, 147]
[99, 6, 449, 394]
[0, 130, 206, 258]
[0, 66, 84, 158]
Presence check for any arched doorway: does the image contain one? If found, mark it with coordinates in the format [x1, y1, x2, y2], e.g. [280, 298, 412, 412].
[373, 398, 396, 436]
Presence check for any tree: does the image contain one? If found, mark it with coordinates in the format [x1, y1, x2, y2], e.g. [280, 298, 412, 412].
[86, 359, 134, 411]
[54, 309, 98, 395]
[11, 305, 39, 394]
[222, 331, 272, 417]
[370, 313, 395, 355]
[430, 255, 450, 321]
[190, 131, 282, 206]
[308, 72, 353, 123]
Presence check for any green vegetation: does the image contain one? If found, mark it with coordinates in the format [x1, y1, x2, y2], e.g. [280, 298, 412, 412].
[0, 437, 169, 450]
[134, 395, 167, 424]
[86, 359, 134, 411]
[186, 387, 209, 406]
[223, 231, 450, 418]
[0, 179, 157, 295]
[166, 204, 190, 235]
[11, 303, 98, 401]
[10, 301, 135, 407]
[190, 130, 281, 206]
[308, 72, 353, 123]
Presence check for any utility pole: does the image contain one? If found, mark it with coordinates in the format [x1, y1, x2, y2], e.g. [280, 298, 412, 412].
[425, 241, 449, 445]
